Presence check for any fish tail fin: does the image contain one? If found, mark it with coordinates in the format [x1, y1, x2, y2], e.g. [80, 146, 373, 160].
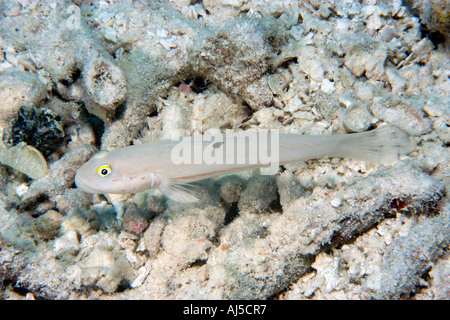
[336, 125, 415, 164]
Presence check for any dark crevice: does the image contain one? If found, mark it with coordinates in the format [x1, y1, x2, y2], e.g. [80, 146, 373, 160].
[270, 192, 282, 213]
[180, 77, 211, 93]
[59, 68, 82, 86]
[224, 201, 239, 226]
[116, 279, 131, 293]
[189, 259, 207, 268]
[420, 24, 446, 48]
[79, 106, 104, 149]
[267, 265, 316, 300]
[275, 57, 298, 71]
[110, 101, 126, 121]
[1, 278, 46, 300]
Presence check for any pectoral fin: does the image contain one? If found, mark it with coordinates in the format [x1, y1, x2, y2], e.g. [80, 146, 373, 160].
[161, 183, 200, 203]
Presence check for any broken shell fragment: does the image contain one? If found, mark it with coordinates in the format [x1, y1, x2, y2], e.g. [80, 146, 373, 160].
[343, 103, 372, 133]
[0, 142, 48, 179]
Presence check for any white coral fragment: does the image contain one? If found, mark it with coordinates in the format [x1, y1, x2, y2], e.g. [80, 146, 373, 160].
[343, 103, 372, 133]
[0, 70, 46, 122]
[82, 57, 127, 121]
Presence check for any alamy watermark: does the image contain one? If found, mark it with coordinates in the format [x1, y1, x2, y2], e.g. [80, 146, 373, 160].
[169, 128, 281, 173]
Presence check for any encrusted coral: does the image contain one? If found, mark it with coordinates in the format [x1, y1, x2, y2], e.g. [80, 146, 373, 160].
[404, 0, 450, 36]
[189, 17, 287, 110]
[9, 106, 65, 157]
[82, 57, 127, 121]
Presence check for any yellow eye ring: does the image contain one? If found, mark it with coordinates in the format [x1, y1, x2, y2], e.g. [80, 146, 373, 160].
[97, 165, 112, 177]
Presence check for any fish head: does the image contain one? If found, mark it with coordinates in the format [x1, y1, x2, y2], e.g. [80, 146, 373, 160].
[75, 150, 130, 194]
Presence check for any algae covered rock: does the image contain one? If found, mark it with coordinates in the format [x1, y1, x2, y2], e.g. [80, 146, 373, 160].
[10, 106, 65, 157]
[404, 0, 450, 36]
[189, 17, 287, 110]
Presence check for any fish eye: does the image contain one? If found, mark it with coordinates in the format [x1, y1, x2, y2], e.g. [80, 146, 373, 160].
[97, 165, 111, 177]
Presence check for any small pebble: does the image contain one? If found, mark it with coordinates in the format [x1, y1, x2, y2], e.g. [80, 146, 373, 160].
[15, 183, 29, 198]
[330, 198, 342, 208]
[343, 103, 372, 133]
[123, 202, 150, 234]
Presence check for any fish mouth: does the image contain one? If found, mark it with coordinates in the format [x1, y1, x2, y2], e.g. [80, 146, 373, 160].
[74, 171, 98, 194]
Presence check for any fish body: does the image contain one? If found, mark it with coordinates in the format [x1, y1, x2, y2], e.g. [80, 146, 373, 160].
[75, 126, 414, 202]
